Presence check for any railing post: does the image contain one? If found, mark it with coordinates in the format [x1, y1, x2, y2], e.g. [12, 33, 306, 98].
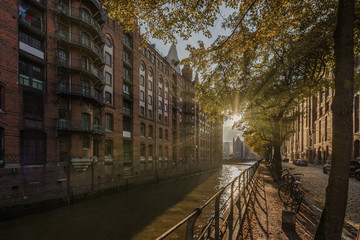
[186, 208, 202, 240]
[215, 189, 224, 239]
[237, 175, 241, 225]
[228, 181, 234, 240]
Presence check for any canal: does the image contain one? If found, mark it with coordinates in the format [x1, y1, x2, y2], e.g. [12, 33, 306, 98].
[0, 163, 254, 240]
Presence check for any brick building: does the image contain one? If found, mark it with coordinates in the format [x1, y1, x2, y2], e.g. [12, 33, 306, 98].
[0, 0, 222, 207]
[283, 88, 360, 164]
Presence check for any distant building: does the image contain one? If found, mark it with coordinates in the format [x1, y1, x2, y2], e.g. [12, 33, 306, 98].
[232, 135, 256, 159]
[223, 142, 233, 157]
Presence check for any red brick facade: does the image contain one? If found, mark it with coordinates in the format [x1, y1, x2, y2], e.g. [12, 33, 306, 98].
[0, 0, 223, 207]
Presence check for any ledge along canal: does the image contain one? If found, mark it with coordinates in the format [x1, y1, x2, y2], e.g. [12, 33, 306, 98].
[0, 162, 256, 240]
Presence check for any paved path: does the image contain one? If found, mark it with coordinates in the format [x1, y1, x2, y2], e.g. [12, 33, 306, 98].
[237, 163, 358, 239]
[283, 162, 360, 232]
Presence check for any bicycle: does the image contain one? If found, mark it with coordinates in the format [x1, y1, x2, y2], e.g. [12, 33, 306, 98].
[278, 169, 305, 213]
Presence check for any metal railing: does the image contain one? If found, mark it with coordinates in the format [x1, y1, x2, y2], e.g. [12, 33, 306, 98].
[156, 160, 262, 240]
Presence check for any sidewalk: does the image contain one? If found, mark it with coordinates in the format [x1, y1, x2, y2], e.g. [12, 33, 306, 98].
[237, 164, 356, 240]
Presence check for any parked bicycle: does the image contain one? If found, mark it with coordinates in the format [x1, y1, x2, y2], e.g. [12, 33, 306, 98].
[278, 168, 305, 213]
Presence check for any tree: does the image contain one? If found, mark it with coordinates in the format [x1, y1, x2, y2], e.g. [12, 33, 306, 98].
[315, 0, 355, 239]
[107, 0, 356, 238]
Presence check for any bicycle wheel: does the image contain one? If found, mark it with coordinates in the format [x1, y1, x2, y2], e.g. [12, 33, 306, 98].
[278, 184, 291, 207]
[292, 187, 305, 213]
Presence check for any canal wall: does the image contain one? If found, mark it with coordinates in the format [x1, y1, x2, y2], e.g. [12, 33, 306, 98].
[0, 161, 220, 220]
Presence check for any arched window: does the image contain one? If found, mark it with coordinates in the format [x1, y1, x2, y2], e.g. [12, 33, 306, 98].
[105, 35, 112, 47]
[81, 56, 91, 71]
[81, 32, 91, 48]
[81, 8, 91, 22]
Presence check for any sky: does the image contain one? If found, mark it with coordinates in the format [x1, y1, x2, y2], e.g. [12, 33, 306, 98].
[146, 6, 240, 142]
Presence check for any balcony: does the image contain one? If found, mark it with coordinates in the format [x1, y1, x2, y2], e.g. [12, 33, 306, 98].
[123, 107, 132, 117]
[93, 124, 105, 135]
[57, 58, 104, 85]
[57, 119, 70, 130]
[56, 31, 104, 64]
[123, 91, 133, 101]
[19, 74, 44, 91]
[19, 12, 43, 32]
[56, 83, 104, 106]
[19, 41, 45, 59]
[56, 5, 104, 42]
[123, 58, 132, 68]
[122, 74, 132, 85]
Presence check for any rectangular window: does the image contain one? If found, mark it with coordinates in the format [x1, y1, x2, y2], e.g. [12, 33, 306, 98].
[148, 109, 153, 119]
[140, 91, 145, 101]
[83, 135, 90, 149]
[82, 113, 91, 131]
[105, 52, 112, 66]
[141, 123, 145, 137]
[148, 81, 153, 91]
[105, 92, 112, 104]
[159, 128, 163, 139]
[148, 145, 153, 158]
[123, 84, 129, 93]
[23, 93, 43, 120]
[19, 60, 44, 91]
[21, 130, 46, 165]
[105, 114, 113, 131]
[105, 140, 113, 156]
[149, 125, 153, 138]
[140, 106, 145, 116]
[165, 104, 168, 112]
[140, 144, 146, 158]
[148, 95, 152, 105]
[19, 31, 43, 50]
[158, 101, 162, 110]
[105, 72, 112, 85]
[140, 75, 145, 86]
[165, 130, 168, 141]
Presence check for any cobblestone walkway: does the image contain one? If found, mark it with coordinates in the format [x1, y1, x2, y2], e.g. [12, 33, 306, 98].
[237, 164, 357, 239]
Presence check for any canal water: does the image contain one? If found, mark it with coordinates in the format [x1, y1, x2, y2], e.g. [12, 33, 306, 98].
[0, 163, 255, 240]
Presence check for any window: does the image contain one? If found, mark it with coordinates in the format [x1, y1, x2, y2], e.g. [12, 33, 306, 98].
[83, 135, 90, 149]
[81, 8, 91, 22]
[149, 125, 153, 138]
[148, 145, 153, 158]
[140, 75, 145, 86]
[148, 109, 153, 119]
[81, 56, 91, 71]
[81, 32, 91, 48]
[140, 106, 145, 116]
[19, 60, 44, 90]
[81, 113, 91, 131]
[105, 92, 112, 104]
[159, 128, 163, 139]
[165, 130, 168, 141]
[140, 63, 145, 71]
[165, 116, 168, 124]
[152, 54, 155, 63]
[165, 104, 168, 112]
[142, 48, 146, 56]
[19, 31, 42, 51]
[158, 146, 163, 159]
[148, 81, 153, 91]
[147, 50, 151, 59]
[158, 101, 162, 110]
[165, 146, 168, 159]
[82, 81, 91, 97]
[149, 69, 153, 77]
[159, 87, 162, 96]
[105, 113, 113, 131]
[23, 93, 43, 120]
[105, 37, 112, 47]
[105, 72, 112, 85]
[59, 136, 68, 162]
[105, 52, 112, 66]
[140, 144, 146, 158]
[21, 130, 46, 165]
[140, 91, 145, 101]
[141, 123, 145, 137]
[159, 114, 162, 121]
[105, 139, 113, 157]
[123, 118, 131, 131]
[123, 84, 129, 94]
[148, 95, 152, 105]
[58, 49, 67, 64]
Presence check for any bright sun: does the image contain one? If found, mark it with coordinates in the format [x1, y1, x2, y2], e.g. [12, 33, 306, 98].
[232, 115, 242, 124]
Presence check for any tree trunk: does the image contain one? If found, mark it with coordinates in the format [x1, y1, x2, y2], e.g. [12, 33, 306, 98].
[315, 0, 354, 239]
[272, 118, 282, 179]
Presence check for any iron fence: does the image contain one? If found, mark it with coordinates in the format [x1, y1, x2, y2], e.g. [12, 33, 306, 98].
[156, 159, 262, 240]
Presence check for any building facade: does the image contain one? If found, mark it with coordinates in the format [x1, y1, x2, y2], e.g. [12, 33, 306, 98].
[0, 0, 222, 207]
[232, 135, 255, 159]
[283, 88, 360, 164]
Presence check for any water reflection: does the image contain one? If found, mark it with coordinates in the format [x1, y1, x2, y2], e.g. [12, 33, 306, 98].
[0, 164, 251, 240]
